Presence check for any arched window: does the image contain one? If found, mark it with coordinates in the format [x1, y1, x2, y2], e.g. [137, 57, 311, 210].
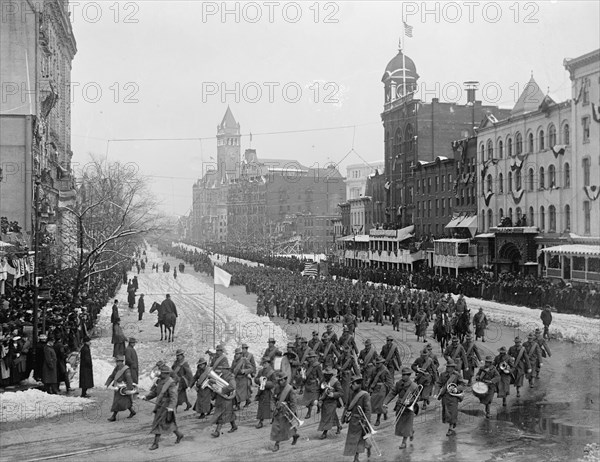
[548, 164, 556, 188]
[540, 206, 545, 231]
[564, 163, 571, 188]
[499, 173, 504, 193]
[481, 209, 486, 230]
[508, 171, 513, 192]
[480, 143, 485, 163]
[549, 205, 556, 232]
[583, 157, 591, 186]
[508, 208, 513, 223]
[499, 208, 504, 219]
[498, 140, 504, 159]
[487, 209, 493, 230]
[515, 169, 522, 190]
[563, 123, 570, 145]
[539, 129, 545, 151]
[548, 123, 556, 146]
[528, 168, 534, 191]
[539, 167, 545, 189]
[516, 207, 522, 221]
[486, 174, 493, 192]
[516, 132, 523, 155]
[528, 132, 534, 153]
[565, 204, 571, 231]
[405, 124, 414, 152]
[487, 140, 493, 160]
[507, 137, 513, 157]
[393, 128, 402, 157]
[529, 206, 535, 226]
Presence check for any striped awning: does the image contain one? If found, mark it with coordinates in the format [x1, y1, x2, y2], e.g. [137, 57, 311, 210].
[542, 245, 600, 257]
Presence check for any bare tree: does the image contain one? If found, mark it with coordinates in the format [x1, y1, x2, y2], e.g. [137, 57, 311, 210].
[65, 155, 166, 300]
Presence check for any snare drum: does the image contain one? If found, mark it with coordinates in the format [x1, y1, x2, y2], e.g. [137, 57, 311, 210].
[472, 381, 489, 399]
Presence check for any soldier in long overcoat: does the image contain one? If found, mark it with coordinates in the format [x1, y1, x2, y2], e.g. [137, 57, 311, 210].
[299, 351, 322, 419]
[435, 360, 464, 436]
[507, 337, 532, 397]
[190, 357, 213, 418]
[231, 348, 253, 409]
[474, 356, 500, 418]
[270, 371, 300, 452]
[366, 357, 393, 426]
[317, 367, 343, 438]
[254, 356, 276, 427]
[523, 333, 542, 388]
[383, 367, 419, 449]
[142, 365, 183, 450]
[172, 349, 194, 411]
[125, 338, 139, 384]
[211, 368, 237, 436]
[493, 346, 514, 406]
[342, 374, 372, 461]
[105, 355, 135, 421]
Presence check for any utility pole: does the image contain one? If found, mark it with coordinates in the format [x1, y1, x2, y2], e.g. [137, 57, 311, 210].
[32, 178, 40, 346]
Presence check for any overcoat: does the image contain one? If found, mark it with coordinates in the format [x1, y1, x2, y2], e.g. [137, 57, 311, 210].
[146, 376, 178, 434]
[78, 343, 94, 389]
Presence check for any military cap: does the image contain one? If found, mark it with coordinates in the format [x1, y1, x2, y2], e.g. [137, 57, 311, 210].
[401, 367, 412, 375]
[175, 349, 185, 356]
[350, 374, 363, 383]
[115, 355, 125, 361]
[484, 355, 493, 362]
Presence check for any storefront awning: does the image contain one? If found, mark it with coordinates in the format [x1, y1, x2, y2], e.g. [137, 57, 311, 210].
[337, 234, 369, 242]
[445, 217, 463, 228]
[542, 244, 600, 257]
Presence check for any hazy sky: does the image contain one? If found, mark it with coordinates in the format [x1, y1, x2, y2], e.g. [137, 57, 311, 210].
[69, 1, 600, 216]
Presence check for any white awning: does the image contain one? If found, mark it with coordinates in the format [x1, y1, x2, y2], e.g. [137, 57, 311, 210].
[542, 244, 600, 257]
[445, 216, 463, 228]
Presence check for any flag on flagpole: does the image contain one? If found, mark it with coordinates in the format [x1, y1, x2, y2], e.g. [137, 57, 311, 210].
[214, 266, 231, 288]
[403, 21, 413, 37]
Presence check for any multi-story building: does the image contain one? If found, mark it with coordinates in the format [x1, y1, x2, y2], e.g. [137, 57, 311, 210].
[345, 162, 384, 200]
[0, 0, 77, 268]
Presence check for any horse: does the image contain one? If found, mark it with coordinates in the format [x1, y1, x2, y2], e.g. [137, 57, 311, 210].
[453, 309, 471, 343]
[433, 313, 452, 350]
[149, 302, 176, 342]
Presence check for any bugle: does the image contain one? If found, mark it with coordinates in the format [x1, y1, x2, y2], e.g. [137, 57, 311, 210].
[394, 384, 423, 426]
[280, 401, 304, 429]
[357, 406, 382, 457]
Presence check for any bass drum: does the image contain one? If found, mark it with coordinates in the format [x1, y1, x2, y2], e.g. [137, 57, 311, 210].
[472, 381, 489, 399]
[273, 355, 293, 382]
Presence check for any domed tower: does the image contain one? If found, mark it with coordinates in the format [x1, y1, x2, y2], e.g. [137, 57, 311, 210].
[381, 49, 419, 103]
[216, 106, 241, 178]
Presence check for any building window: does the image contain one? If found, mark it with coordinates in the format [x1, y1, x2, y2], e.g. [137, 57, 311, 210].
[516, 132, 523, 155]
[487, 140, 493, 160]
[508, 171, 513, 192]
[442, 198, 446, 216]
[448, 174, 452, 189]
[539, 129, 545, 151]
[498, 140, 504, 159]
[499, 208, 504, 220]
[487, 209, 493, 230]
[441, 175, 445, 191]
[548, 124, 556, 146]
[515, 169, 522, 190]
[499, 173, 504, 194]
[508, 208, 513, 224]
[486, 174, 493, 192]
[583, 157, 591, 186]
[539, 167, 545, 189]
[540, 206, 545, 231]
[405, 124, 414, 152]
[480, 144, 485, 162]
[529, 206, 534, 226]
[582, 117, 590, 143]
[563, 123, 570, 145]
[428, 200, 432, 218]
[508, 138, 513, 157]
[564, 163, 571, 188]
[528, 168, 534, 191]
[528, 132, 534, 153]
[549, 205, 556, 232]
[565, 204, 571, 231]
[584, 201, 591, 234]
[583, 78, 590, 105]
[548, 164, 556, 188]
[428, 178, 432, 193]
[435, 176, 439, 192]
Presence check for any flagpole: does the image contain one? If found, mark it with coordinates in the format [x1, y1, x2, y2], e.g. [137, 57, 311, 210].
[213, 279, 216, 349]
[401, 22, 406, 97]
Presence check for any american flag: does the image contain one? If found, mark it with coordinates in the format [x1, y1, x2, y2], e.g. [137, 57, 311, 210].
[404, 21, 413, 37]
[302, 262, 318, 277]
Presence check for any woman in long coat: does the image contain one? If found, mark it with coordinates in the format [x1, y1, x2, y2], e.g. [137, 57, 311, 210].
[111, 322, 127, 358]
[79, 337, 94, 398]
[343, 374, 372, 461]
[142, 365, 183, 450]
[253, 357, 276, 427]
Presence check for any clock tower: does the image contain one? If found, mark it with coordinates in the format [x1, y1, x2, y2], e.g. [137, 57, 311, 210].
[216, 106, 241, 179]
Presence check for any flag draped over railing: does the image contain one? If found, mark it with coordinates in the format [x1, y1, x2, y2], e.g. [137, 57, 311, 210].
[302, 262, 318, 277]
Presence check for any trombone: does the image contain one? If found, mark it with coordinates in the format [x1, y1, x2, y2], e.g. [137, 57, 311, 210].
[357, 406, 382, 457]
[280, 401, 304, 429]
[394, 384, 423, 427]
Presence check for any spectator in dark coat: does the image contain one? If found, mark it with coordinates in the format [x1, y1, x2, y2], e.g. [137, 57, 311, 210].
[110, 300, 119, 324]
[125, 338, 139, 383]
[53, 334, 71, 393]
[540, 306, 552, 340]
[79, 336, 94, 397]
[42, 336, 58, 394]
[137, 294, 145, 321]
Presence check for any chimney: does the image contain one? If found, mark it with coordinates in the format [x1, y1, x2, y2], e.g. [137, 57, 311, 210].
[464, 81, 479, 105]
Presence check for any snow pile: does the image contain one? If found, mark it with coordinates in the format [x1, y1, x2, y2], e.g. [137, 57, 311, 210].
[0, 389, 94, 423]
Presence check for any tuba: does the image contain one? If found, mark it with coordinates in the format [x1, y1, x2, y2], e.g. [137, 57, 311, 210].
[447, 382, 464, 398]
[499, 361, 511, 374]
[114, 382, 139, 396]
[201, 370, 235, 399]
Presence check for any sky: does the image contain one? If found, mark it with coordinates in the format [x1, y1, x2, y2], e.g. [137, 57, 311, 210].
[69, 1, 600, 216]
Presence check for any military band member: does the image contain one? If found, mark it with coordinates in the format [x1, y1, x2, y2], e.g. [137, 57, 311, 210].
[271, 371, 300, 452]
[380, 335, 402, 376]
[105, 355, 136, 421]
[284, 342, 302, 389]
[411, 349, 436, 410]
[190, 357, 212, 418]
[325, 324, 339, 345]
[523, 333, 542, 388]
[462, 334, 481, 386]
[254, 356, 276, 428]
[343, 311, 358, 334]
[473, 308, 488, 342]
[474, 355, 500, 418]
[338, 344, 360, 404]
[263, 338, 281, 365]
[231, 348, 253, 410]
[339, 326, 359, 354]
[308, 331, 322, 353]
[318, 367, 343, 439]
[507, 337, 532, 397]
[300, 351, 323, 419]
[141, 365, 183, 450]
[493, 346, 514, 406]
[210, 365, 237, 437]
[318, 334, 340, 369]
[342, 374, 372, 462]
[435, 360, 464, 436]
[211, 344, 230, 369]
[241, 343, 257, 376]
[172, 349, 194, 411]
[358, 339, 378, 379]
[367, 357, 393, 426]
[534, 328, 551, 378]
[383, 367, 419, 450]
[443, 336, 468, 378]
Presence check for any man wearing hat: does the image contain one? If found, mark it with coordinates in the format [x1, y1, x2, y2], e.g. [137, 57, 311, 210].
[366, 356, 393, 426]
[254, 356, 276, 428]
[318, 334, 340, 370]
[308, 331, 322, 353]
[522, 333, 542, 389]
[42, 335, 58, 394]
[231, 347, 253, 410]
[534, 329, 551, 379]
[325, 324, 339, 346]
[507, 337, 532, 397]
[211, 354, 237, 437]
[358, 339, 378, 378]
[211, 345, 229, 369]
[475, 356, 500, 418]
[111, 319, 127, 358]
[190, 357, 212, 418]
[271, 371, 300, 452]
[540, 305, 552, 340]
[462, 334, 481, 386]
[338, 344, 360, 404]
[318, 366, 343, 439]
[299, 350, 323, 419]
[172, 349, 194, 411]
[435, 360, 464, 436]
[137, 294, 145, 321]
[141, 364, 183, 450]
[473, 308, 488, 342]
[263, 338, 281, 365]
[110, 300, 119, 325]
[240, 343, 257, 377]
[380, 336, 402, 376]
[410, 349, 437, 410]
[125, 338, 139, 384]
[339, 326, 358, 354]
[443, 336, 468, 378]
[342, 374, 372, 462]
[79, 336, 94, 398]
[105, 355, 135, 421]
[493, 346, 513, 406]
[383, 367, 418, 449]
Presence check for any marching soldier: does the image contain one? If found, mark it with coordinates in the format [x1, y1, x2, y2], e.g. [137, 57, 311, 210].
[318, 334, 340, 369]
[443, 337, 468, 378]
[435, 360, 464, 436]
[380, 335, 402, 376]
[472, 308, 488, 342]
[211, 345, 230, 369]
[308, 331, 322, 353]
[231, 348, 253, 410]
[411, 349, 437, 410]
[540, 305, 552, 339]
[254, 356, 276, 429]
[339, 326, 359, 354]
[383, 367, 419, 450]
[523, 333, 542, 389]
[263, 338, 281, 365]
[271, 371, 300, 452]
[190, 357, 212, 418]
[358, 339, 378, 378]
[318, 367, 343, 439]
[534, 328, 551, 378]
[507, 337, 532, 397]
[241, 343, 257, 378]
[342, 374, 372, 462]
[325, 324, 339, 346]
[300, 351, 323, 419]
[284, 342, 301, 389]
[105, 355, 136, 421]
[462, 334, 482, 386]
[343, 310, 358, 334]
[338, 344, 360, 404]
[367, 357, 393, 427]
[172, 349, 194, 411]
[210, 363, 237, 437]
[474, 356, 500, 418]
[493, 346, 514, 406]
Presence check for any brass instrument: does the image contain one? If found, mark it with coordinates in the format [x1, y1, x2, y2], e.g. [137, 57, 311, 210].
[446, 382, 464, 398]
[259, 376, 267, 391]
[394, 384, 423, 426]
[357, 405, 382, 457]
[499, 361, 511, 374]
[300, 366, 307, 380]
[201, 370, 235, 399]
[280, 401, 304, 429]
[112, 382, 139, 396]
